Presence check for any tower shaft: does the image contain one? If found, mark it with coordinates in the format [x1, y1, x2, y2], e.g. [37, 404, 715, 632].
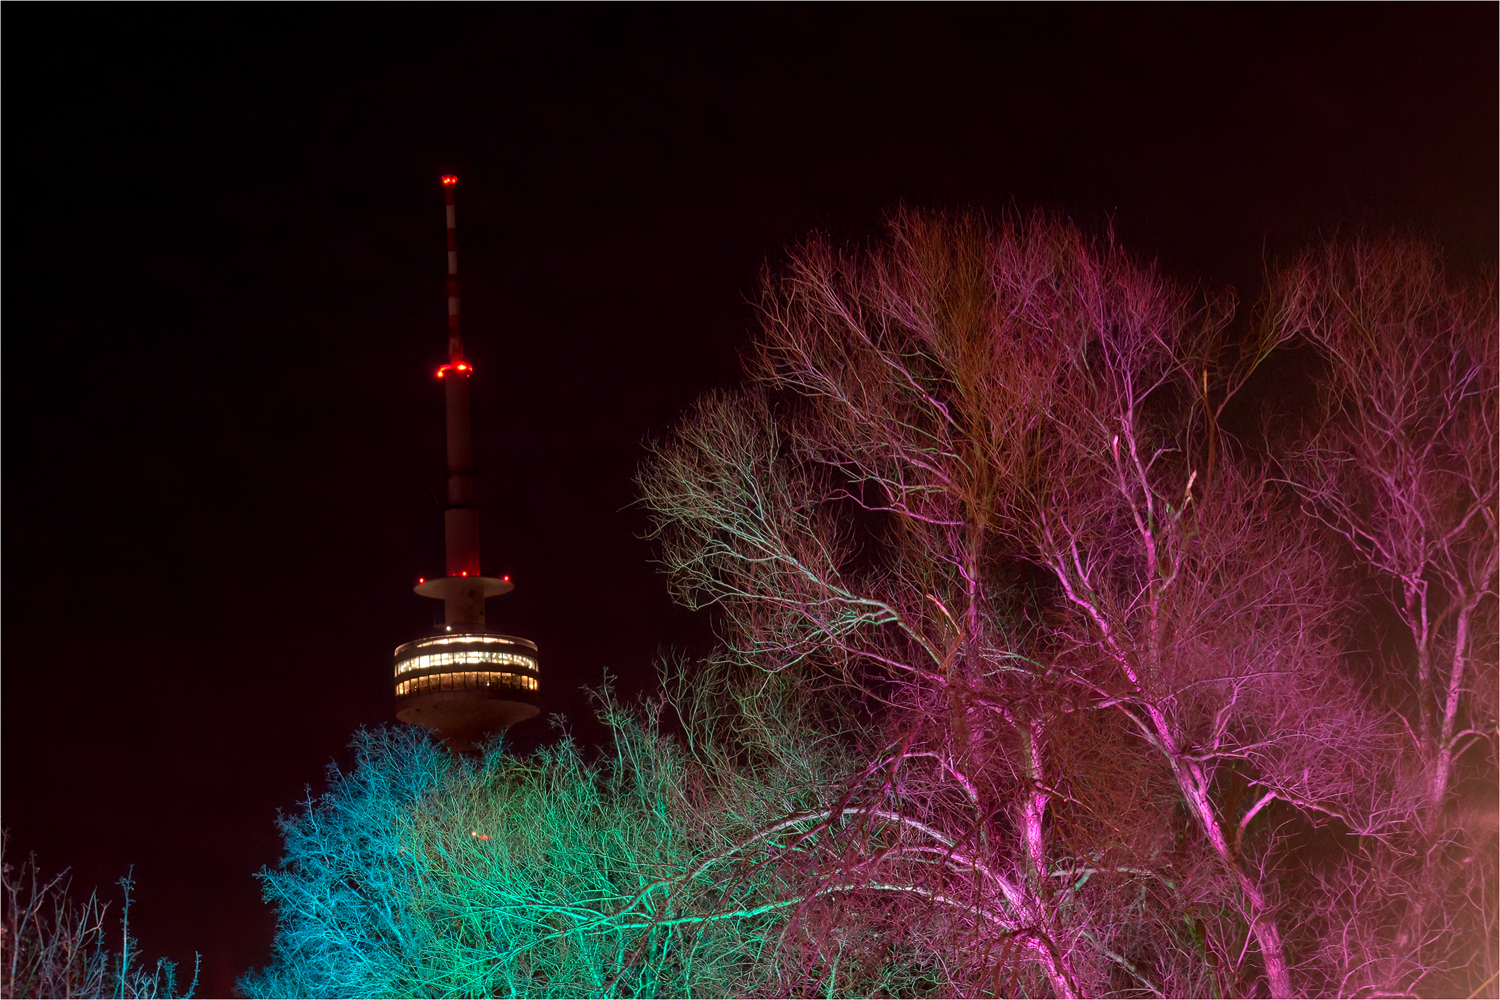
[440, 177, 484, 627]
[398, 174, 539, 747]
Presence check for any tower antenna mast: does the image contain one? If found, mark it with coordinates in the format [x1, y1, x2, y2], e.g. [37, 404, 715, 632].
[393, 175, 541, 748]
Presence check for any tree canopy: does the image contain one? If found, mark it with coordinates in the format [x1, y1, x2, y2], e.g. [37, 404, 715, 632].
[246, 212, 1496, 998]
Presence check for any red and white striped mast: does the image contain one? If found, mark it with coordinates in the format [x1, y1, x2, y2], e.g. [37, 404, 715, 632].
[417, 174, 511, 627]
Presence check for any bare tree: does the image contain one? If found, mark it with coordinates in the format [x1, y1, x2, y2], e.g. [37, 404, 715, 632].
[642, 215, 1203, 995]
[986, 229, 1417, 998]
[644, 388, 1108, 996]
[1268, 239, 1498, 832]
[642, 211, 1411, 996]
[1265, 239, 1499, 998]
[0, 834, 194, 999]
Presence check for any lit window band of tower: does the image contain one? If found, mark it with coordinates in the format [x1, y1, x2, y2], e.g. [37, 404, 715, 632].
[395, 174, 540, 746]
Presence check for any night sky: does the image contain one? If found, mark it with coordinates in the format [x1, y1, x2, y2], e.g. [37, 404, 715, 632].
[4, 7, 1494, 996]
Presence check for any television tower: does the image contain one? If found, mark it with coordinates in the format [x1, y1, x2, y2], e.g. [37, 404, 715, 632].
[393, 174, 540, 748]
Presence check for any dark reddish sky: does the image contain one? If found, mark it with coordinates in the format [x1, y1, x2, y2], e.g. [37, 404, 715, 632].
[4, 6, 1494, 995]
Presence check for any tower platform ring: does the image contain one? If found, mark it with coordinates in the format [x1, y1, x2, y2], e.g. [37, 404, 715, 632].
[413, 575, 513, 599]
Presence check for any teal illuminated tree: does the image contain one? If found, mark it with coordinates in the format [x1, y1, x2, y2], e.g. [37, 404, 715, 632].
[239, 695, 857, 998]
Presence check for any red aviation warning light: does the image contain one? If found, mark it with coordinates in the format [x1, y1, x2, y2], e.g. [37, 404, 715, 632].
[441, 174, 457, 186]
[436, 362, 473, 378]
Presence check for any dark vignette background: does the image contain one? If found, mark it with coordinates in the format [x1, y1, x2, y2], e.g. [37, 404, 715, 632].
[4, 6, 1494, 994]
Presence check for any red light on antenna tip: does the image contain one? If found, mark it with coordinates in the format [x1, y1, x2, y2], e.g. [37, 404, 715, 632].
[441, 175, 457, 186]
[502, 575, 510, 582]
[418, 577, 425, 584]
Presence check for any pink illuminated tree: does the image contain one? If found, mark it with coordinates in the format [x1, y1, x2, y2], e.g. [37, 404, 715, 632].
[1267, 240, 1498, 996]
[1269, 240, 1497, 831]
[641, 212, 1431, 996]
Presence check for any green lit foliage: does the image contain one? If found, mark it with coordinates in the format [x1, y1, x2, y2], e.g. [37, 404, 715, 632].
[240, 696, 847, 998]
[1, 835, 198, 999]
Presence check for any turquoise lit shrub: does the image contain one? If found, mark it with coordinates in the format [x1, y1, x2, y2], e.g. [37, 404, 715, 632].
[240, 696, 829, 999]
